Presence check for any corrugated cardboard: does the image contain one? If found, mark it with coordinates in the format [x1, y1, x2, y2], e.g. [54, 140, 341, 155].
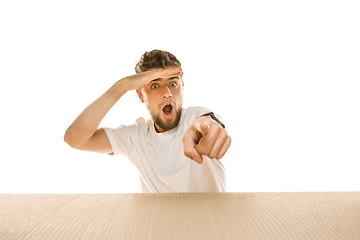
[1, 192, 359, 240]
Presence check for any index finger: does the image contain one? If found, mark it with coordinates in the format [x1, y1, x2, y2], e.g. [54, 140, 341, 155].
[182, 126, 204, 164]
[195, 122, 221, 157]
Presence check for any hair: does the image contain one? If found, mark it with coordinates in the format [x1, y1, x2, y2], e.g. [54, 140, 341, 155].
[134, 49, 182, 74]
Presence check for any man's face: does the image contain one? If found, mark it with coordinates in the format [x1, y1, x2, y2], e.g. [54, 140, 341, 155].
[138, 67, 184, 133]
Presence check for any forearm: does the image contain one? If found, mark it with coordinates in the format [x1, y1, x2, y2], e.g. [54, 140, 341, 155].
[64, 79, 127, 147]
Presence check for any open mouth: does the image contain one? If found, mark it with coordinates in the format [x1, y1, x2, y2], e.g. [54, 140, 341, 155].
[162, 104, 173, 116]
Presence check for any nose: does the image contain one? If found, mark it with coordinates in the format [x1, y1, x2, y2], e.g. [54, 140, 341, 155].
[162, 86, 172, 99]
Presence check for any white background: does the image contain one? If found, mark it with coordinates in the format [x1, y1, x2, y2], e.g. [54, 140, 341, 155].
[1, 0, 359, 193]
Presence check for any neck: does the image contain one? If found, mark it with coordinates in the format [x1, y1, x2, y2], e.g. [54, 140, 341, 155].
[154, 124, 166, 133]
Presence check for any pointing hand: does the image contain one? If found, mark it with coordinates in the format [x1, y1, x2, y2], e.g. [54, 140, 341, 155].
[182, 116, 231, 164]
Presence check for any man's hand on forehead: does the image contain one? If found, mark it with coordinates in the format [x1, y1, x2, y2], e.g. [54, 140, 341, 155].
[156, 67, 183, 81]
[122, 67, 183, 91]
[149, 69, 183, 83]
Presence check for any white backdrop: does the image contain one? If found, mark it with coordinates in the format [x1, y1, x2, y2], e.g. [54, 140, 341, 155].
[1, 0, 359, 193]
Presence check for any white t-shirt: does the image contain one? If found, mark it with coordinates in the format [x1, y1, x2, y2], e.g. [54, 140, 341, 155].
[103, 106, 226, 193]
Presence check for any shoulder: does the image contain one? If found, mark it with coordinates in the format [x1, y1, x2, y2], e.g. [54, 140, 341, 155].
[135, 117, 148, 126]
[183, 106, 225, 126]
[104, 117, 149, 135]
[130, 117, 153, 133]
[182, 106, 213, 125]
[184, 106, 213, 117]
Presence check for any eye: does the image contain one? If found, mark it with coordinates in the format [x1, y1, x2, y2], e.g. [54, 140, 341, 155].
[151, 83, 159, 90]
[169, 82, 178, 87]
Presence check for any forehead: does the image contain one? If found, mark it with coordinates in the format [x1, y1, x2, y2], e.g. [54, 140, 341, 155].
[150, 76, 180, 83]
[147, 66, 180, 72]
[144, 67, 182, 85]
[147, 68, 181, 82]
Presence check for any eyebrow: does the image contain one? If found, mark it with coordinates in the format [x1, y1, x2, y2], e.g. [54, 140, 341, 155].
[150, 76, 179, 82]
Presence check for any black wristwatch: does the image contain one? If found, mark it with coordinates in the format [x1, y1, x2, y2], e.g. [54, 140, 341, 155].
[201, 112, 225, 129]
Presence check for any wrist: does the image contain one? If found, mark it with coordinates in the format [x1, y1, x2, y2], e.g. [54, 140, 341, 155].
[116, 78, 131, 91]
[118, 76, 139, 92]
[200, 112, 225, 129]
[106, 79, 128, 98]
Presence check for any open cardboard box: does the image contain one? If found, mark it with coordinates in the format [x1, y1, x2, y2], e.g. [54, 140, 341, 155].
[1, 192, 360, 240]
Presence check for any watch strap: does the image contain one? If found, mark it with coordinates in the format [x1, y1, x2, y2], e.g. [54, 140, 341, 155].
[201, 112, 225, 129]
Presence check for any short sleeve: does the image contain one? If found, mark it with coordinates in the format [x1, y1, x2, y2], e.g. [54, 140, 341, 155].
[102, 126, 132, 156]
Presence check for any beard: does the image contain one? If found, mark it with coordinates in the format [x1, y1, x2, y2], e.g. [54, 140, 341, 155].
[150, 106, 182, 132]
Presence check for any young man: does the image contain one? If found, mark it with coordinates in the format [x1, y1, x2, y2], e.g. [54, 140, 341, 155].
[64, 50, 231, 193]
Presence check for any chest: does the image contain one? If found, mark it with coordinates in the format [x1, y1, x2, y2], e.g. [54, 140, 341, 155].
[138, 133, 189, 175]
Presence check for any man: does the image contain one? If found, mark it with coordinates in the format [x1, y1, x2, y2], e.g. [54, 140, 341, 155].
[64, 49, 231, 193]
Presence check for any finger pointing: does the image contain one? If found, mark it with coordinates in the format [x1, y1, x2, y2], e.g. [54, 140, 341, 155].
[197, 122, 209, 136]
[182, 129, 204, 164]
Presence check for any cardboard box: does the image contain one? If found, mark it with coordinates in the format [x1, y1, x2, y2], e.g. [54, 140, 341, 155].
[1, 192, 360, 240]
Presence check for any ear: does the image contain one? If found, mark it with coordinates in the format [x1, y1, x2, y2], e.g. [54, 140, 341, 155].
[136, 89, 145, 103]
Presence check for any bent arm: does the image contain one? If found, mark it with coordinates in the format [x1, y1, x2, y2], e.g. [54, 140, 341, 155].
[64, 80, 127, 153]
[64, 67, 183, 154]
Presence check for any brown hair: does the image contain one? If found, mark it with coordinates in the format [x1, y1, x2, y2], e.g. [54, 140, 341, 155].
[134, 49, 182, 74]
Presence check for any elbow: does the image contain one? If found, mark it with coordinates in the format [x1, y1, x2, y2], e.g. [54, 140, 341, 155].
[64, 127, 90, 150]
[64, 129, 72, 147]
[64, 129, 78, 149]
